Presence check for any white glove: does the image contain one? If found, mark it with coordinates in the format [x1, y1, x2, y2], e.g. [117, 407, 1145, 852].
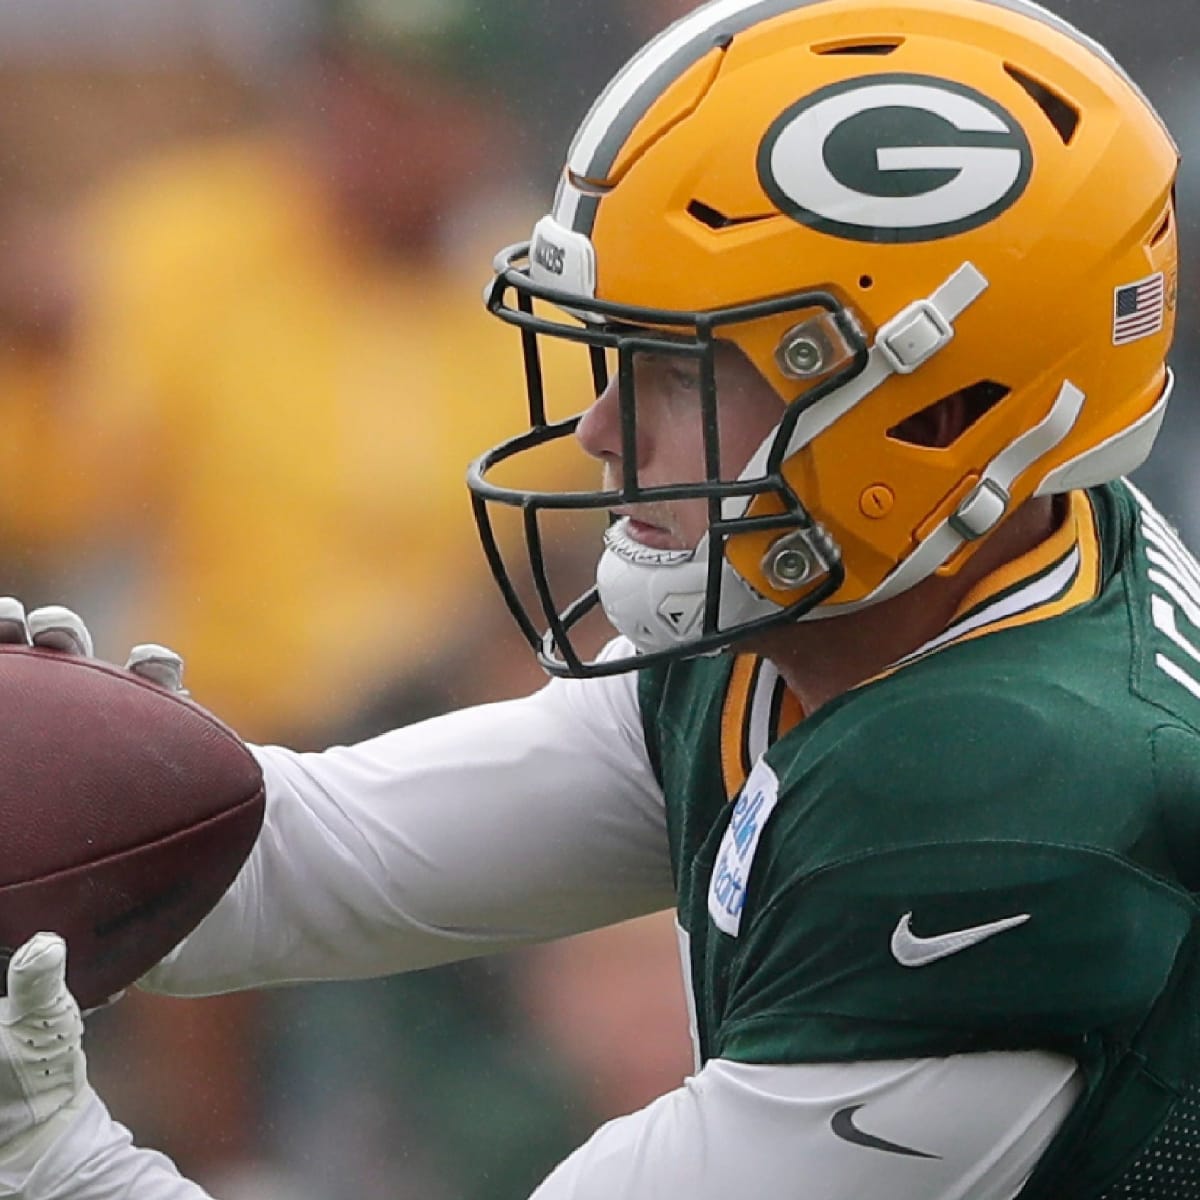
[0, 598, 187, 694]
[0, 935, 213, 1199]
[0, 934, 86, 1172]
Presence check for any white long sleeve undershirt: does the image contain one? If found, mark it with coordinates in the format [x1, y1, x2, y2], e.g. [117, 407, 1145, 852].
[144, 646, 672, 994]
[12, 1051, 1080, 1200]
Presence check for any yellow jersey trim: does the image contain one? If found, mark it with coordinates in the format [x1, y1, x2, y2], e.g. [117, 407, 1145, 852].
[718, 491, 1101, 798]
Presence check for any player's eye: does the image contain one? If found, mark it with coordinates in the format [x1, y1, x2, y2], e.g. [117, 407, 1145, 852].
[666, 363, 701, 390]
[641, 354, 700, 388]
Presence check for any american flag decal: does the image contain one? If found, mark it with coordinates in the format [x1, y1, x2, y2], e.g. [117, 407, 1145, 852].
[1113, 273, 1166, 345]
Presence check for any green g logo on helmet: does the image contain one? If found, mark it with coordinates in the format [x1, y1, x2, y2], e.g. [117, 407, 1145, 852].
[758, 73, 1034, 243]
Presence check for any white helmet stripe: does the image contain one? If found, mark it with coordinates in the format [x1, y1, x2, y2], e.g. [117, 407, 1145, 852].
[551, 180, 598, 254]
[562, 0, 815, 230]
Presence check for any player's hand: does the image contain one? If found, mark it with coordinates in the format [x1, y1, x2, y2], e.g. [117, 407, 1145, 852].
[0, 933, 87, 1164]
[0, 937, 206, 1195]
[0, 598, 187, 694]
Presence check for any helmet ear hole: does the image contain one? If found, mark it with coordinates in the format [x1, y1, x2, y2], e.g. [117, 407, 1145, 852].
[888, 381, 1010, 448]
[812, 37, 903, 56]
[1150, 206, 1173, 247]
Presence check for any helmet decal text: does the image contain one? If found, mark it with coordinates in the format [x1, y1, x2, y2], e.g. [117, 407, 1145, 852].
[758, 74, 1033, 243]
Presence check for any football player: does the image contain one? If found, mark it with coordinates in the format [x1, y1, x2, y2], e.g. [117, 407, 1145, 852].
[0, 0, 1192, 1196]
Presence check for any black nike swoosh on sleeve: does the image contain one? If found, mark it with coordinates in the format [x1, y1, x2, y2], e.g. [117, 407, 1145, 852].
[830, 1105, 942, 1159]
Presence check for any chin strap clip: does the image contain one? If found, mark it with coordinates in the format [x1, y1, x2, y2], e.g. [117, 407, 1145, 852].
[949, 479, 1011, 541]
[875, 263, 989, 374]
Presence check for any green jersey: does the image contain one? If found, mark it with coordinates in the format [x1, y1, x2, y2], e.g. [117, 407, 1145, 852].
[639, 481, 1200, 1200]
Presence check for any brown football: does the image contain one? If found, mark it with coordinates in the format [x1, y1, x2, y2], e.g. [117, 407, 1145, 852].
[0, 645, 264, 1009]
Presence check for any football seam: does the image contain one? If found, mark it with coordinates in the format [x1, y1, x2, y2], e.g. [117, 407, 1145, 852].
[0, 785, 266, 892]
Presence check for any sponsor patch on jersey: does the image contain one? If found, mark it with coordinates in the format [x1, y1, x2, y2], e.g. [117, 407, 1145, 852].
[708, 757, 780, 937]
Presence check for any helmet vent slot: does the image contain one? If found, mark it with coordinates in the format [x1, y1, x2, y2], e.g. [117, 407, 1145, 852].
[686, 199, 772, 230]
[813, 39, 902, 56]
[1004, 65, 1080, 144]
[567, 171, 614, 197]
[1150, 208, 1173, 247]
[888, 381, 1010, 448]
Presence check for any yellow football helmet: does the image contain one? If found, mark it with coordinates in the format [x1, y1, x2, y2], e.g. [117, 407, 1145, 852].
[469, 0, 1179, 676]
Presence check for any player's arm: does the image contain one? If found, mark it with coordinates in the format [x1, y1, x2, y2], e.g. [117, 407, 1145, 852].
[142, 637, 673, 996]
[0, 601, 672, 995]
[527, 1050, 1080, 1200]
[0, 938, 1078, 1200]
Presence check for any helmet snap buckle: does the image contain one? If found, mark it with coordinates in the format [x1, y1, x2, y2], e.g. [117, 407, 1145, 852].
[949, 478, 1010, 540]
[876, 300, 954, 374]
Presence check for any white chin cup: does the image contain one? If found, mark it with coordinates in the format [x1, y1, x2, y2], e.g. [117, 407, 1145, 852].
[595, 520, 778, 656]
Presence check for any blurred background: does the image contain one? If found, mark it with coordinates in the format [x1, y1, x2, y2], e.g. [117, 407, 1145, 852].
[0, 0, 1193, 1196]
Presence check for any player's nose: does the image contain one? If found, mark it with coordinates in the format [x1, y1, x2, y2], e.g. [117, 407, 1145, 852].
[576, 375, 640, 468]
[574, 375, 619, 461]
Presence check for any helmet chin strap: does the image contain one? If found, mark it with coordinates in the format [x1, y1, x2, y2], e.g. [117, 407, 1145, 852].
[596, 261, 997, 655]
[811, 366, 1174, 619]
[810, 376, 1086, 619]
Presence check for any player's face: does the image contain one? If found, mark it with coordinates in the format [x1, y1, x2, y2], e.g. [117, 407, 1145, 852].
[575, 341, 785, 551]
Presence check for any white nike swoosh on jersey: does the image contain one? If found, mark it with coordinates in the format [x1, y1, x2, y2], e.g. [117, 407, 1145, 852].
[890, 911, 1031, 968]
